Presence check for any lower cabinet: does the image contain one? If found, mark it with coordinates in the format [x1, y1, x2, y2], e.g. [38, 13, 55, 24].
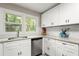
[43, 37, 79, 56]
[43, 38, 57, 56]
[0, 44, 3, 56]
[3, 39, 31, 56]
[62, 42, 78, 56]
[55, 41, 63, 56]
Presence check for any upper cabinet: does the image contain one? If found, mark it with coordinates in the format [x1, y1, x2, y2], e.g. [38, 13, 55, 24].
[59, 3, 79, 25]
[41, 5, 60, 27]
[41, 3, 79, 27]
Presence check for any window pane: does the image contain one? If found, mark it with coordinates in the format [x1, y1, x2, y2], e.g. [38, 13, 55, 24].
[15, 16, 21, 24]
[6, 13, 15, 23]
[5, 13, 22, 32]
[26, 17, 36, 32]
[5, 24, 21, 32]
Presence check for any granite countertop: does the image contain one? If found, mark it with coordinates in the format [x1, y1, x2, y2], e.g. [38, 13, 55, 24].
[0, 35, 43, 43]
[43, 35, 79, 45]
[0, 38, 27, 43]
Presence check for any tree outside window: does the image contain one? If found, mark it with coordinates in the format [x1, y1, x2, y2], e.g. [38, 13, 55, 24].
[26, 17, 36, 32]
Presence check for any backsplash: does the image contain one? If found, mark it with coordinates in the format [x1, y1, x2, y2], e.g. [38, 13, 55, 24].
[47, 24, 79, 39]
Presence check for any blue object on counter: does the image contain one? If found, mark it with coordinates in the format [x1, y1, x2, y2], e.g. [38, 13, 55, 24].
[59, 32, 69, 38]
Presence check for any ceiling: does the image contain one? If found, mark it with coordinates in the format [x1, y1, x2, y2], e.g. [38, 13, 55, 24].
[15, 3, 58, 13]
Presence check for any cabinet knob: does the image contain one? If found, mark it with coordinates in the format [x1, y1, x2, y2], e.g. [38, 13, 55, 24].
[19, 51, 22, 55]
[18, 52, 20, 56]
[48, 39, 50, 40]
[62, 54, 64, 56]
[47, 47, 49, 50]
[42, 24, 45, 26]
[51, 22, 54, 25]
[18, 51, 22, 56]
[65, 19, 69, 23]
[68, 19, 69, 23]
[62, 43, 67, 45]
[65, 20, 67, 23]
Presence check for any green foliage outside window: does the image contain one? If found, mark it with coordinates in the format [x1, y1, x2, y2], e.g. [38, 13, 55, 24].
[26, 17, 36, 32]
[5, 13, 22, 32]
[6, 13, 21, 24]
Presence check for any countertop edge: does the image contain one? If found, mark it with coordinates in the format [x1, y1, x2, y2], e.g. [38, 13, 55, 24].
[43, 36, 79, 45]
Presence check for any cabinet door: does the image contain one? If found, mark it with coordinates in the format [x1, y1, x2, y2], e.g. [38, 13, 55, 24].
[62, 42, 78, 56]
[68, 4, 79, 24]
[3, 42, 18, 56]
[18, 40, 31, 56]
[41, 5, 60, 27]
[50, 4, 61, 26]
[59, 3, 79, 25]
[48, 39, 56, 56]
[55, 40, 63, 56]
[4, 46, 18, 56]
[59, 4, 69, 25]
[41, 11, 51, 27]
[4, 40, 31, 56]
[0, 44, 3, 56]
[18, 46, 31, 56]
[43, 38, 50, 55]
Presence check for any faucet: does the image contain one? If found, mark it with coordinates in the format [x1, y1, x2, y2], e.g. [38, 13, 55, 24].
[17, 30, 20, 37]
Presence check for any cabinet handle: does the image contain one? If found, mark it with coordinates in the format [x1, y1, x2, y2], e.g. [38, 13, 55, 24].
[48, 39, 50, 40]
[19, 51, 22, 55]
[62, 43, 67, 45]
[65, 20, 67, 23]
[18, 52, 20, 56]
[43, 24, 45, 26]
[68, 19, 69, 23]
[62, 54, 64, 56]
[51, 22, 54, 25]
[18, 51, 22, 56]
[47, 47, 49, 50]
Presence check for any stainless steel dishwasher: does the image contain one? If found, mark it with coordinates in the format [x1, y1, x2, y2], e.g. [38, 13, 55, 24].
[31, 37, 42, 56]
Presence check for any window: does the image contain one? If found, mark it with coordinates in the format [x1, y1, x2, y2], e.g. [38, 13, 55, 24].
[5, 13, 22, 32]
[26, 17, 36, 32]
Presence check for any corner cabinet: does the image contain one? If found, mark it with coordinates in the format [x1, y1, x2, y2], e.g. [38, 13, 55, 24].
[41, 4, 60, 27]
[43, 37, 79, 56]
[3, 39, 31, 56]
[41, 3, 79, 27]
[43, 37, 62, 56]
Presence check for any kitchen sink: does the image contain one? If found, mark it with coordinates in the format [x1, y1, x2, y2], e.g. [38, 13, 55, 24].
[8, 36, 27, 40]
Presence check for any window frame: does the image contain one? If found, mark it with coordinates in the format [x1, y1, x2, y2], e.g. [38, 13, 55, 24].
[5, 13, 22, 32]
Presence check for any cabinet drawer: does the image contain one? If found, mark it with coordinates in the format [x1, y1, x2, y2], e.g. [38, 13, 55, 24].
[62, 42, 78, 56]
[63, 50, 78, 56]
[4, 40, 31, 48]
[62, 42, 78, 51]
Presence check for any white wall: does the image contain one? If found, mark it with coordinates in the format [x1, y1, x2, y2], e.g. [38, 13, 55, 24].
[0, 3, 40, 17]
[0, 7, 41, 38]
[47, 24, 79, 39]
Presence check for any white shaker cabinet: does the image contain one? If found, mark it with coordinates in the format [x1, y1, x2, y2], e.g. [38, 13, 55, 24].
[0, 44, 3, 56]
[41, 3, 79, 27]
[48, 39, 57, 56]
[43, 37, 62, 56]
[59, 3, 79, 25]
[43, 38, 50, 55]
[55, 40, 63, 56]
[62, 42, 79, 56]
[41, 5, 60, 27]
[41, 9, 53, 27]
[3, 39, 31, 56]
[17, 39, 31, 56]
[43, 37, 79, 56]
